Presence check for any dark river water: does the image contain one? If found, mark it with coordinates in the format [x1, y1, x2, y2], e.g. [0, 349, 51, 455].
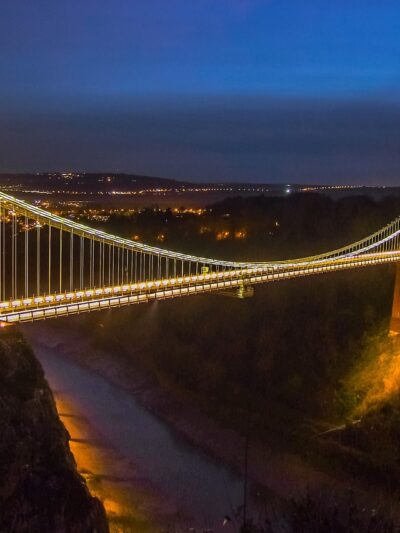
[33, 342, 269, 531]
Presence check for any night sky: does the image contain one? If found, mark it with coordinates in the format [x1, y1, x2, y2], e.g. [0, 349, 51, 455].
[1, 0, 399, 184]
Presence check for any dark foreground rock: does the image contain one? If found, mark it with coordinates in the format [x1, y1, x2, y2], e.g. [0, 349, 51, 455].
[0, 328, 109, 533]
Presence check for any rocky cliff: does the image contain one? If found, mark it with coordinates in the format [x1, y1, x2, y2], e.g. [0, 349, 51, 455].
[0, 329, 109, 533]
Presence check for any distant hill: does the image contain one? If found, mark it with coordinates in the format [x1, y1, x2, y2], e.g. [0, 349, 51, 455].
[0, 172, 397, 202]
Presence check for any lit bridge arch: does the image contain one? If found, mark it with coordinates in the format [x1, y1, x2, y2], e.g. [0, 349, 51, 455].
[0, 191, 399, 328]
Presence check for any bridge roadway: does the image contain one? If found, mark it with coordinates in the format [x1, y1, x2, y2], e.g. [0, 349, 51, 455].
[1, 250, 399, 324]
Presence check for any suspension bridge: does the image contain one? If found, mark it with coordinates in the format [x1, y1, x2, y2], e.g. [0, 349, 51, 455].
[0, 191, 399, 331]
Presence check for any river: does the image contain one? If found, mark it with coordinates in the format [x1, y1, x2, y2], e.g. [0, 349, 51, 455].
[31, 341, 270, 532]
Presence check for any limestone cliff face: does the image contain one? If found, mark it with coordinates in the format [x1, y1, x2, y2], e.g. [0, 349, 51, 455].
[0, 329, 109, 533]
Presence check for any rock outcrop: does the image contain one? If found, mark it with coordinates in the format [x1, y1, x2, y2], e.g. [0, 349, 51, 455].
[0, 329, 109, 533]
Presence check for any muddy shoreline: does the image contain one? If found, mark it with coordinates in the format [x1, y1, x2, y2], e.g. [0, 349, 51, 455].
[50, 387, 176, 531]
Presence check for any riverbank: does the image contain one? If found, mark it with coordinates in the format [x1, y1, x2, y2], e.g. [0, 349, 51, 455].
[47, 380, 177, 532]
[22, 320, 400, 524]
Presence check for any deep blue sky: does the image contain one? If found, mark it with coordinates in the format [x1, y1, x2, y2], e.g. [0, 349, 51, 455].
[1, 0, 399, 184]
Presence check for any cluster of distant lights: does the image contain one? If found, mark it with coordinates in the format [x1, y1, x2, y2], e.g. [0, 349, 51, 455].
[51, 206, 208, 222]
[1, 201, 275, 242]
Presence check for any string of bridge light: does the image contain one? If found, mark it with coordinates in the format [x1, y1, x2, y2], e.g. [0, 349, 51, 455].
[0, 191, 399, 311]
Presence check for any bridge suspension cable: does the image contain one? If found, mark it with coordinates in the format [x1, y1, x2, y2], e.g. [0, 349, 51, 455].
[0, 190, 399, 324]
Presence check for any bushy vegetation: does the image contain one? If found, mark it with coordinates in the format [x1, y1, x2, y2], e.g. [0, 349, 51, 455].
[94, 267, 391, 433]
[240, 490, 396, 532]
